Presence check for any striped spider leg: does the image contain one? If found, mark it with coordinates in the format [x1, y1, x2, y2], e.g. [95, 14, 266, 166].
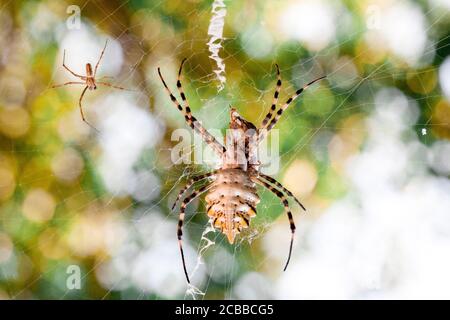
[253, 65, 325, 270]
[158, 61, 226, 283]
[158, 59, 226, 156]
[160, 60, 325, 283]
[258, 66, 326, 141]
[52, 40, 132, 131]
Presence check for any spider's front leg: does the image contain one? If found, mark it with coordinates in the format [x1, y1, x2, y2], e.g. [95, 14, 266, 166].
[94, 40, 108, 78]
[62, 49, 85, 79]
[258, 70, 326, 142]
[157, 61, 226, 157]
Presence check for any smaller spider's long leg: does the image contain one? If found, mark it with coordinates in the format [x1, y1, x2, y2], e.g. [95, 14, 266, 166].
[257, 173, 306, 211]
[178, 184, 211, 284]
[94, 40, 108, 77]
[172, 170, 217, 211]
[259, 75, 326, 142]
[97, 76, 114, 81]
[78, 86, 99, 132]
[62, 50, 85, 79]
[51, 81, 85, 89]
[96, 82, 134, 91]
[157, 65, 226, 156]
[260, 64, 281, 128]
[253, 178, 296, 272]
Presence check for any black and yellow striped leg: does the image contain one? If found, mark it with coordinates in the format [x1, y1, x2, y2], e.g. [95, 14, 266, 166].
[178, 184, 210, 284]
[257, 173, 306, 211]
[172, 170, 217, 210]
[157, 64, 226, 156]
[253, 178, 296, 271]
[175, 59, 226, 155]
[259, 75, 326, 141]
[176, 59, 192, 117]
[261, 64, 281, 127]
[265, 76, 326, 133]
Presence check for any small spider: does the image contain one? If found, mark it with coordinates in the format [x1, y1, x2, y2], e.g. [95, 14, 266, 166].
[52, 40, 130, 130]
[158, 60, 325, 283]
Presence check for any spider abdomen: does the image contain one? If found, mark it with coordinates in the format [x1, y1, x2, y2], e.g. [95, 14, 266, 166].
[205, 168, 260, 244]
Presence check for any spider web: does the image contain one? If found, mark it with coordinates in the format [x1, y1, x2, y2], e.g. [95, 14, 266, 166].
[0, 0, 449, 300]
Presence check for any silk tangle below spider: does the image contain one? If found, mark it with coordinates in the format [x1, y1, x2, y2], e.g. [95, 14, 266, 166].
[158, 59, 325, 284]
[51, 40, 131, 131]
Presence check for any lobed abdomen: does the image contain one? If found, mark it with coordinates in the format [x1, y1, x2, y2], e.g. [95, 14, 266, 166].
[205, 168, 260, 243]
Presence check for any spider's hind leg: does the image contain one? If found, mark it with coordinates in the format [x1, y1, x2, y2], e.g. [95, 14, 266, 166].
[51, 81, 85, 89]
[171, 170, 217, 211]
[252, 177, 296, 271]
[258, 173, 306, 211]
[177, 184, 211, 283]
[78, 85, 99, 132]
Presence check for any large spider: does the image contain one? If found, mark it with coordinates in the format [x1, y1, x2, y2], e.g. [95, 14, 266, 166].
[52, 40, 130, 130]
[158, 60, 325, 283]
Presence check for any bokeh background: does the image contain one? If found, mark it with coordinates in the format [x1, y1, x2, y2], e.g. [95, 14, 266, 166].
[0, 0, 449, 299]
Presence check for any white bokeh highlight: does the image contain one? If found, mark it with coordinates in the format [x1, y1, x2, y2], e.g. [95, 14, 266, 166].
[95, 211, 206, 298]
[368, 2, 429, 65]
[279, 0, 336, 51]
[96, 93, 163, 197]
[439, 57, 450, 99]
[273, 88, 450, 299]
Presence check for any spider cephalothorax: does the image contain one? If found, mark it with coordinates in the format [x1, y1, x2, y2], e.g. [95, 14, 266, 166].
[158, 60, 325, 283]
